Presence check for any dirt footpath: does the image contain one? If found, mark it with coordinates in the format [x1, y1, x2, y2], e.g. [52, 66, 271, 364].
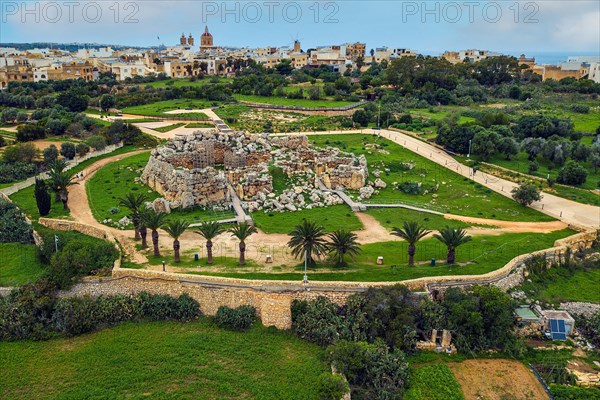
[448, 359, 548, 400]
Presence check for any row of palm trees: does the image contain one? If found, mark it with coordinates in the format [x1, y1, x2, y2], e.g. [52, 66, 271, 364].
[288, 220, 473, 268]
[391, 221, 472, 266]
[118, 193, 259, 264]
[119, 193, 472, 267]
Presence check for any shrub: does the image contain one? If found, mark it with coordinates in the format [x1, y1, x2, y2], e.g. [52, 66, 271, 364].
[528, 161, 539, 174]
[138, 292, 200, 321]
[49, 292, 200, 337]
[292, 297, 346, 346]
[49, 239, 119, 288]
[0, 280, 57, 341]
[557, 160, 588, 186]
[60, 142, 76, 160]
[511, 182, 543, 206]
[0, 161, 36, 184]
[86, 135, 107, 150]
[215, 305, 257, 331]
[43, 145, 59, 164]
[2, 142, 38, 163]
[328, 340, 409, 399]
[0, 197, 32, 244]
[75, 143, 90, 157]
[317, 373, 350, 400]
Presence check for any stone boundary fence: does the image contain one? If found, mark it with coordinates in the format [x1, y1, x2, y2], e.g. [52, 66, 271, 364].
[0, 142, 124, 197]
[38, 218, 122, 270]
[7, 214, 598, 330]
[241, 100, 366, 112]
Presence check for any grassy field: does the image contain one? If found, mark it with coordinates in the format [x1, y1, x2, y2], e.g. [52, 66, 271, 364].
[8, 146, 138, 220]
[0, 320, 329, 399]
[122, 99, 214, 117]
[10, 186, 71, 220]
[214, 105, 356, 133]
[517, 265, 600, 304]
[86, 152, 236, 227]
[186, 122, 214, 128]
[153, 123, 186, 133]
[309, 134, 554, 222]
[0, 243, 47, 286]
[475, 152, 600, 192]
[252, 205, 363, 234]
[405, 364, 464, 400]
[235, 94, 356, 108]
[142, 77, 232, 88]
[365, 208, 477, 231]
[194, 229, 574, 282]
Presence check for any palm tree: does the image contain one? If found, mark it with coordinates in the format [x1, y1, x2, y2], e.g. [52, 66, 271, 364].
[228, 222, 257, 265]
[195, 221, 224, 264]
[288, 220, 328, 267]
[391, 221, 431, 267]
[47, 158, 70, 203]
[433, 227, 472, 265]
[49, 171, 78, 211]
[141, 209, 167, 257]
[118, 192, 148, 240]
[327, 230, 361, 268]
[163, 220, 190, 263]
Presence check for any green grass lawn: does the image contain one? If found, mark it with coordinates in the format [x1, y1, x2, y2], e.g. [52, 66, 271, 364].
[10, 186, 71, 220]
[86, 152, 236, 227]
[86, 151, 158, 224]
[0, 319, 329, 399]
[517, 265, 600, 305]
[405, 364, 464, 400]
[0, 129, 16, 137]
[8, 146, 138, 221]
[122, 99, 214, 117]
[473, 151, 600, 192]
[309, 134, 554, 222]
[186, 122, 214, 128]
[365, 208, 476, 231]
[252, 205, 363, 234]
[195, 229, 574, 282]
[142, 77, 232, 88]
[0, 243, 47, 286]
[235, 94, 356, 108]
[153, 123, 186, 133]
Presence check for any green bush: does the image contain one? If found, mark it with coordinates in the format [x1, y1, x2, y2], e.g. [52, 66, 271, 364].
[0, 197, 32, 244]
[328, 339, 409, 400]
[138, 292, 200, 322]
[0, 279, 57, 341]
[292, 297, 346, 346]
[38, 292, 199, 338]
[317, 373, 350, 400]
[550, 384, 600, 400]
[49, 239, 119, 288]
[215, 305, 257, 331]
[0, 161, 37, 183]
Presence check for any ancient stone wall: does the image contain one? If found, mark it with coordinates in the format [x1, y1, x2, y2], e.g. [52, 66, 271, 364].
[142, 157, 229, 208]
[60, 268, 358, 329]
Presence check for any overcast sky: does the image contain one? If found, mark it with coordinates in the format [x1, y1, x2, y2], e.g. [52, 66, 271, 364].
[1, 1, 599, 54]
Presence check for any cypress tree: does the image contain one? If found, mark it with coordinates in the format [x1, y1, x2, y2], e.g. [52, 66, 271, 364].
[34, 178, 51, 216]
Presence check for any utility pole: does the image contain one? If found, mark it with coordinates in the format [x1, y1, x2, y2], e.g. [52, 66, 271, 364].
[467, 139, 472, 159]
[303, 248, 308, 284]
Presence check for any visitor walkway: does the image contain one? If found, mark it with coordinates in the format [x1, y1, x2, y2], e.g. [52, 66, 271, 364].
[283, 130, 599, 229]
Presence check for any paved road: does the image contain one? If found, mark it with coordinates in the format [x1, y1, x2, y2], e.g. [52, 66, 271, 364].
[299, 129, 599, 229]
